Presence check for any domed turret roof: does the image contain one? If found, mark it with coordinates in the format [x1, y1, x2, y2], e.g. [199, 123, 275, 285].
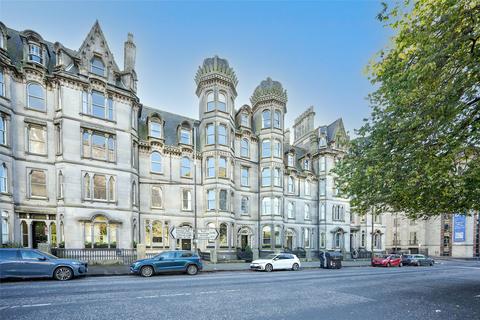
[250, 77, 288, 107]
[195, 55, 238, 88]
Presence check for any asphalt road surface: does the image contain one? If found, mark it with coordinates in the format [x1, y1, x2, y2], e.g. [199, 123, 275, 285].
[1, 260, 479, 320]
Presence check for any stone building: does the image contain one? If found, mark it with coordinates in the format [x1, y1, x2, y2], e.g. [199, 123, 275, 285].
[0, 21, 387, 259]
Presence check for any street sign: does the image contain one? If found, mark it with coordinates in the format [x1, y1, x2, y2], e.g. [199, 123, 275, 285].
[196, 228, 219, 241]
[170, 226, 193, 239]
[453, 214, 466, 242]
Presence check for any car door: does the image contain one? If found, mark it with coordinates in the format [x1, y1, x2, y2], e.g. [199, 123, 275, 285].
[277, 254, 290, 269]
[174, 252, 193, 271]
[153, 252, 176, 273]
[20, 250, 56, 277]
[0, 250, 22, 278]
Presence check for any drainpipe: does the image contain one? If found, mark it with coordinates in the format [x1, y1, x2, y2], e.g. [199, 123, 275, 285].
[257, 138, 261, 259]
[193, 126, 198, 252]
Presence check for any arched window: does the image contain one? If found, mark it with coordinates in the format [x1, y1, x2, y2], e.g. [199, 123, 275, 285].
[262, 139, 271, 158]
[90, 56, 105, 76]
[0, 115, 6, 145]
[108, 137, 115, 161]
[273, 197, 280, 215]
[150, 119, 162, 138]
[320, 232, 326, 248]
[206, 124, 215, 144]
[262, 226, 271, 248]
[1, 213, 8, 245]
[151, 186, 162, 208]
[334, 231, 343, 248]
[57, 171, 64, 199]
[374, 231, 382, 249]
[320, 202, 326, 220]
[132, 182, 137, 206]
[274, 110, 281, 129]
[241, 196, 249, 214]
[262, 110, 271, 128]
[206, 92, 215, 111]
[240, 112, 249, 127]
[84, 215, 118, 248]
[273, 167, 281, 186]
[181, 157, 191, 177]
[261, 167, 271, 187]
[218, 124, 227, 145]
[241, 139, 249, 157]
[108, 177, 115, 201]
[27, 83, 45, 110]
[273, 139, 281, 157]
[28, 43, 42, 64]
[0, 163, 7, 193]
[262, 197, 271, 215]
[361, 231, 366, 247]
[180, 126, 191, 144]
[219, 223, 228, 247]
[288, 176, 294, 193]
[218, 92, 227, 112]
[151, 152, 162, 173]
[84, 173, 91, 199]
[287, 202, 294, 219]
[182, 189, 192, 210]
[275, 226, 281, 247]
[304, 204, 310, 220]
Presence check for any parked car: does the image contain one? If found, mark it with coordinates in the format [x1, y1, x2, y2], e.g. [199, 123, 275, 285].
[0, 248, 88, 281]
[403, 254, 434, 266]
[250, 253, 301, 272]
[130, 250, 203, 277]
[371, 254, 402, 267]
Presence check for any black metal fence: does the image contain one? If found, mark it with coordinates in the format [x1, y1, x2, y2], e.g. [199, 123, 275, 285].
[52, 248, 138, 265]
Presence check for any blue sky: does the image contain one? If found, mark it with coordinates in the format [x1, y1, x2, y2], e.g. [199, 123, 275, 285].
[1, 0, 392, 134]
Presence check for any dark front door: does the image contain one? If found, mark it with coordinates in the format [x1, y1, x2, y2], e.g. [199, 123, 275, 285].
[286, 236, 293, 250]
[181, 239, 191, 250]
[241, 235, 248, 250]
[32, 221, 47, 249]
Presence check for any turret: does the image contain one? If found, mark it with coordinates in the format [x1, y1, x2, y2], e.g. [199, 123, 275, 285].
[124, 33, 136, 72]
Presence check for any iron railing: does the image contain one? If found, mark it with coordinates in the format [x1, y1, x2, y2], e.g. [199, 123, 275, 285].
[52, 248, 138, 265]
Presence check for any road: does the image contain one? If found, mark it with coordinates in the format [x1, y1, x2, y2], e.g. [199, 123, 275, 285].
[1, 260, 479, 320]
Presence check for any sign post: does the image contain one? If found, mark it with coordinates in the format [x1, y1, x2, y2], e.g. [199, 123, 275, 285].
[170, 226, 194, 240]
[196, 228, 219, 241]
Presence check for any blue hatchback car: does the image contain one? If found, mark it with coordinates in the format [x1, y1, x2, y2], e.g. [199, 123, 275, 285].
[130, 250, 203, 277]
[0, 248, 88, 281]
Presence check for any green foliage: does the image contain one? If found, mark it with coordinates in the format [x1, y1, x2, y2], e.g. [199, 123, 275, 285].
[1, 242, 23, 248]
[335, 0, 480, 219]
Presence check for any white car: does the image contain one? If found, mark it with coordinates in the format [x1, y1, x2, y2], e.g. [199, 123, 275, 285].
[250, 253, 301, 272]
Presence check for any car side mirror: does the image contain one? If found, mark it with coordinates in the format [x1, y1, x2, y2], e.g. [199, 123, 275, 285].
[38, 257, 47, 261]
[158, 257, 164, 261]
[273, 257, 279, 261]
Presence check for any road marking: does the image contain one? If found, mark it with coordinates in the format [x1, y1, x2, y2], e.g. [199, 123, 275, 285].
[453, 266, 480, 270]
[0, 306, 9, 311]
[475, 295, 480, 298]
[22, 303, 52, 308]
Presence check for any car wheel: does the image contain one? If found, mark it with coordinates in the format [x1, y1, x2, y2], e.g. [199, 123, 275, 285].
[265, 264, 273, 272]
[186, 264, 198, 275]
[292, 263, 300, 271]
[140, 266, 154, 277]
[429, 262, 433, 266]
[54, 266, 73, 281]
[399, 262, 402, 267]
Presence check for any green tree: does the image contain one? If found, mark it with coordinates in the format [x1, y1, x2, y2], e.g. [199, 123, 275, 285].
[335, 0, 480, 219]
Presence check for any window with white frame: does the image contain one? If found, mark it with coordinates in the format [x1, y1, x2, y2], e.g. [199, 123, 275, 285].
[57, 171, 64, 199]
[91, 91, 113, 120]
[131, 109, 138, 130]
[320, 232, 326, 248]
[240, 113, 249, 127]
[29, 169, 47, 198]
[132, 182, 137, 206]
[287, 202, 294, 219]
[305, 180, 311, 196]
[0, 70, 4, 97]
[241, 196, 249, 214]
[149, 119, 162, 138]
[0, 163, 7, 193]
[181, 157, 191, 177]
[1, 213, 8, 244]
[334, 231, 342, 248]
[218, 157, 227, 178]
[262, 226, 271, 248]
[180, 128, 191, 144]
[151, 186, 163, 208]
[27, 124, 46, 154]
[218, 124, 227, 145]
[304, 159, 310, 170]
[241, 166, 249, 186]
[27, 83, 45, 111]
[206, 124, 215, 144]
[304, 229, 310, 248]
[273, 139, 281, 158]
[304, 204, 310, 220]
[319, 179, 326, 196]
[319, 156, 326, 171]
[262, 139, 271, 158]
[262, 110, 271, 128]
[206, 157, 215, 177]
[240, 139, 249, 157]
[207, 189, 215, 210]
[83, 174, 116, 201]
[374, 232, 382, 249]
[261, 167, 271, 187]
[288, 176, 294, 193]
[218, 92, 227, 112]
[320, 202, 326, 220]
[219, 189, 227, 210]
[0, 114, 7, 145]
[262, 197, 271, 215]
[273, 197, 280, 215]
[319, 136, 327, 146]
[206, 92, 215, 111]
[288, 154, 294, 167]
[28, 43, 43, 64]
[273, 167, 281, 186]
[90, 56, 105, 76]
[151, 151, 162, 173]
[82, 130, 116, 162]
[182, 189, 192, 210]
[274, 110, 281, 129]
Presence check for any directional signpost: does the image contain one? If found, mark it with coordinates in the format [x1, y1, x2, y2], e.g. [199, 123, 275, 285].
[170, 226, 193, 239]
[196, 228, 219, 241]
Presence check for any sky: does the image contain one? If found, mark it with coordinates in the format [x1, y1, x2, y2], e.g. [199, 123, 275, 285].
[0, 0, 393, 135]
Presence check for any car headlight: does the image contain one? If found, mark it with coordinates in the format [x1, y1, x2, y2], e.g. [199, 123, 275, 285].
[71, 261, 82, 265]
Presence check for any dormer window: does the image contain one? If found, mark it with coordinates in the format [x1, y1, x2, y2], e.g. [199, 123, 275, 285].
[319, 136, 327, 147]
[288, 154, 294, 167]
[240, 113, 249, 127]
[304, 159, 310, 170]
[180, 128, 191, 144]
[28, 43, 43, 64]
[91, 57, 105, 76]
[150, 119, 162, 139]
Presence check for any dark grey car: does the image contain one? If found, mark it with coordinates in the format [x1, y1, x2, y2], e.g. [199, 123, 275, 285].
[405, 254, 434, 266]
[0, 248, 88, 280]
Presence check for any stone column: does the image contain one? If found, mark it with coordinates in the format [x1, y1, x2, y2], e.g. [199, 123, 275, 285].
[27, 221, 33, 248]
[137, 243, 146, 260]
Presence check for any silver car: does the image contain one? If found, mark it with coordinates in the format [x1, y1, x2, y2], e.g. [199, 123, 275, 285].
[0, 248, 88, 281]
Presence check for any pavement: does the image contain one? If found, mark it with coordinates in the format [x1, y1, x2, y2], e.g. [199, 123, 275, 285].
[1, 259, 479, 320]
[87, 259, 371, 276]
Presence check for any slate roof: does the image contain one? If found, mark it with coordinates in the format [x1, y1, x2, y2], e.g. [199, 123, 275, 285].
[139, 106, 201, 149]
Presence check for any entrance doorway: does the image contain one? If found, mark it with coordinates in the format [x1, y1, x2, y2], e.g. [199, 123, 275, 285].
[32, 221, 47, 248]
[286, 235, 293, 250]
[240, 235, 248, 250]
[181, 239, 191, 250]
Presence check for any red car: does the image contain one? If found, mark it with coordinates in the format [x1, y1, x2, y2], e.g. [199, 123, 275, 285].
[371, 254, 402, 267]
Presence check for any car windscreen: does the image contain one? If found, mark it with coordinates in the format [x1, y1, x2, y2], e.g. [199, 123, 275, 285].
[266, 254, 277, 259]
[42, 252, 58, 259]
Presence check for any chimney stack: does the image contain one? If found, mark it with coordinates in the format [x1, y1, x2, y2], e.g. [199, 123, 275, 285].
[124, 33, 136, 72]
